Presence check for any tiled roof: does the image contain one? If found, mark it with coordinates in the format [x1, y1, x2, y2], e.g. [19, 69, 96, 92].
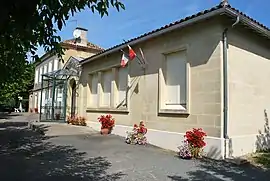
[80, 3, 269, 64]
[62, 39, 104, 51]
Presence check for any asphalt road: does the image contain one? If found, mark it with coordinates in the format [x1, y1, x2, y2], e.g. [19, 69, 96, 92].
[0, 113, 269, 181]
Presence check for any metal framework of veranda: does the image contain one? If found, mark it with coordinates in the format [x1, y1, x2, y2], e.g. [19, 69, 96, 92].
[39, 57, 82, 122]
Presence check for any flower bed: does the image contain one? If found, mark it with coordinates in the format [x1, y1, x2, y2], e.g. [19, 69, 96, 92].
[67, 115, 87, 126]
[178, 128, 207, 159]
[126, 121, 147, 145]
[98, 114, 115, 135]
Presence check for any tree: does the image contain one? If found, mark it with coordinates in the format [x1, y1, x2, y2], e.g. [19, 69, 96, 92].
[0, 61, 34, 105]
[0, 0, 125, 103]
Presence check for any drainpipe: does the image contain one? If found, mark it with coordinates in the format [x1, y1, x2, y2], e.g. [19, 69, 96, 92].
[223, 15, 240, 159]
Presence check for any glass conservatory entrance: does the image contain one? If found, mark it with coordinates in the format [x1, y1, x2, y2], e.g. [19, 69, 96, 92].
[39, 56, 82, 122]
[40, 73, 68, 122]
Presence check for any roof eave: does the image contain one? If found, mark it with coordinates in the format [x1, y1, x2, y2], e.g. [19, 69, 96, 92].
[80, 8, 226, 65]
[224, 8, 270, 39]
[61, 42, 103, 52]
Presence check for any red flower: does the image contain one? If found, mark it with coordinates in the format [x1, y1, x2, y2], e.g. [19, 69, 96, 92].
[184, 128, 207, 148]
[98, 114, 115, 129]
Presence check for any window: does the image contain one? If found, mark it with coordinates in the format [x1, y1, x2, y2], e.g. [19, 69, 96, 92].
[58, 87, 63, 94]
[38, 91, 41, 112]
[39, 67, 43, 83]
[35, 69, 39, 84]
[90, 73, 98, 106]
[101, 70, 112, 107]
[48, 62, 52, 73]
[34, 94, 38, 108]
[44, 64, 47, 74]
[117, 68, 128, 105]
[162, 51, 187, 110]
[53, 59, 58, 71]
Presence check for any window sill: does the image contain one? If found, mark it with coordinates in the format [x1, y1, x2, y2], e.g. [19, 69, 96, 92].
[86, 107, 129, 114]
[158, 109, 190, 117]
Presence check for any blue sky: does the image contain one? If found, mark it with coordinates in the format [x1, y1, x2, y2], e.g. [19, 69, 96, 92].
[34, 0, 269, 57]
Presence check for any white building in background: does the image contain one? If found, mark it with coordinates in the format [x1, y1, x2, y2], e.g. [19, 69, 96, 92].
[29, 27, 104, 114]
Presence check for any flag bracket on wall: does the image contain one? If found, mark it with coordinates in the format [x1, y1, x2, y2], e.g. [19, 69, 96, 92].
[119, 40, 147, 69]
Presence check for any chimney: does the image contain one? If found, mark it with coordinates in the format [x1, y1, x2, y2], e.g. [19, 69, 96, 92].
[221, 0, 229, 6]
[74, 27, 88, 46]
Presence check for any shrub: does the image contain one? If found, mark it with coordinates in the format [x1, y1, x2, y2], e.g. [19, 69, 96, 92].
[67, 115, 87, 126]
[98, 114, 115, 130]
[126, 121, 147, 145]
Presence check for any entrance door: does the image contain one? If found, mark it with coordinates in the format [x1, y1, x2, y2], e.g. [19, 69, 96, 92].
[71, 81, 76, 117]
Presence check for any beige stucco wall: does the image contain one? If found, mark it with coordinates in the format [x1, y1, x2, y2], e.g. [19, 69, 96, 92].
[60, 49, 95, 68]
[227, 28, 270, 156]
[80, 18, 224, 138]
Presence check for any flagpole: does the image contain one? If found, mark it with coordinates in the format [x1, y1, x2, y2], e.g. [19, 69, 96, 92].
[122, 39, 145, 66]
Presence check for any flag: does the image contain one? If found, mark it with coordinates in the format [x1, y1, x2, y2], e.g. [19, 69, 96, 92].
[128, 45, 136, 60]
[121, 53, 129, 67]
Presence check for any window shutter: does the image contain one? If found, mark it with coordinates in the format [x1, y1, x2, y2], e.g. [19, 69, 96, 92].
[102, 71, 112, 106]
[39, 67, 43, 82]
[91, 74, 98, 106]
[118, 68, 128, 104]
[44, 64, 47, 74]
[53, 59, 58, 71]
[35, 70, 38, 83]
[48, 62, 52, 72]
[165, 51, 187, 106]
[38, 91, 41, 112]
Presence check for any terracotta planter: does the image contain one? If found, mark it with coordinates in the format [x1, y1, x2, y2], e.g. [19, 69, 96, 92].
[55, 114, 60, 120]
[100, 128, 111, 135]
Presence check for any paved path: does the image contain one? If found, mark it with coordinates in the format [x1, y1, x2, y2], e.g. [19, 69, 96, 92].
[0, 114, 270, 180]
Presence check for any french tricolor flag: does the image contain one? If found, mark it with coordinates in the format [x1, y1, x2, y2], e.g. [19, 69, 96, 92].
[120, 53, 129, 67]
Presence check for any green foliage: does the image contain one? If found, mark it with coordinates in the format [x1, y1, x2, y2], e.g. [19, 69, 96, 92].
[0, 62, 34, 105]
[0, 0, 125, 103]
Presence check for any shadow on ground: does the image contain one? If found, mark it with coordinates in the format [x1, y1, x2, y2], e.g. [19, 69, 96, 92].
[0, 122, 124, 181]
[168, 157, 270, 181]
[0, 112, 22, 119]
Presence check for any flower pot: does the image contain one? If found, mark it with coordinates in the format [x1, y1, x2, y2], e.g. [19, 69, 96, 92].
[101, 128, 111, 135]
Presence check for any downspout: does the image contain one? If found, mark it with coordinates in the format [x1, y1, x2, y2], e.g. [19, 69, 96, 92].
[223, 15, 240, 159]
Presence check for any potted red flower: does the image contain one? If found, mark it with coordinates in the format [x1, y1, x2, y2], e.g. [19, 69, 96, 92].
[184, 128, 207, 158]
[98, 114, 115, 135]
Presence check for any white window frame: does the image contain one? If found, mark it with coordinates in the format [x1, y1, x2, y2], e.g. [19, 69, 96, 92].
[158, 47, 190, 114]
